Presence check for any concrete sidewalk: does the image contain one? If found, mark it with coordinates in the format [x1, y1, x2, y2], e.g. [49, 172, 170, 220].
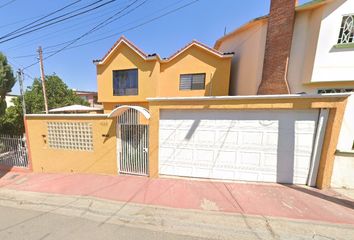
[0, 188, 353, 240]
[0, 171, 353, 225]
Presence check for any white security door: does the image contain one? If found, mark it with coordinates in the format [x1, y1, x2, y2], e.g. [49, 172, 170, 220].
[158, 109, 319, 184]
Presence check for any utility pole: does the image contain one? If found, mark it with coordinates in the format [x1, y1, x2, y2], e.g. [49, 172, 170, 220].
[38, 46, 49, 114]
[17, 69, 26, 117]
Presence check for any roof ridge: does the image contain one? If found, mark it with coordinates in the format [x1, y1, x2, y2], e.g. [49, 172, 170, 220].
[95, 36, 233, 64]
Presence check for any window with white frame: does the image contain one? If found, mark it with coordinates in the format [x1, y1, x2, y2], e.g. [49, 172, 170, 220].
[338, 15, 354, 44]
[179, 73, 206, 90]
[47, 122, 93, 151]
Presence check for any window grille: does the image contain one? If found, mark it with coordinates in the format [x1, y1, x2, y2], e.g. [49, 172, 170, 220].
[47, 122, 93, 151]
[338, 15, 354, 44]
[115, 105, 139, 125]
[317, 88, 354, 94]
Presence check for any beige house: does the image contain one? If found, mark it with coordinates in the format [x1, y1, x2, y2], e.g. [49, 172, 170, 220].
[215, 0, 354, 95]
[215, 0, 354, 188]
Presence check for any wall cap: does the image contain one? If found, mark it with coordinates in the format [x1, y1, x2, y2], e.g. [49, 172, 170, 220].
[147, 93, 352, 102]
[25, 114, 109, 119]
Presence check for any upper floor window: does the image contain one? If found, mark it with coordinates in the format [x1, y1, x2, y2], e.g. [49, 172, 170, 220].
[179, 73, 206, 90]
[338, 15, 354, 44]
[113, 69, 138, 96]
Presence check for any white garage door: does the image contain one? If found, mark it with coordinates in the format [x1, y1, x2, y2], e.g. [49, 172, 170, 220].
[159, 109, 319, 184]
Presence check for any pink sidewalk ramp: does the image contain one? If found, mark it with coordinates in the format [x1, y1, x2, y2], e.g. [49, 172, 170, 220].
[0, 171, 353, 225]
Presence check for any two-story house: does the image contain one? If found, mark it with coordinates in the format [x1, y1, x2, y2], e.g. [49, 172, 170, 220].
[94, 36, 233, 113]
[215, 0, 354, 96]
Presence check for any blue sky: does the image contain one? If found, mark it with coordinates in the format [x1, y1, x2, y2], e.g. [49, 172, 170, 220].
[0, 0, 309, 94]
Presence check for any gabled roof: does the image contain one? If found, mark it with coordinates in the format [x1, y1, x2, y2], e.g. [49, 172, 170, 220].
[214, 0, 330, 49]
[94, 36, 233, 65]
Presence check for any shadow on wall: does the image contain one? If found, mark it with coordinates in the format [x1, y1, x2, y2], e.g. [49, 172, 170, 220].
[102, 120, 116, 144]
[168, 109, 318, 184]
[277, 118, 295, 183]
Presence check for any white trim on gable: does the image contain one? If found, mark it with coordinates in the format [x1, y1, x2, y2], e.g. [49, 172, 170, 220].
[98, 39, 150, 65]
[95, 38, 233, 65]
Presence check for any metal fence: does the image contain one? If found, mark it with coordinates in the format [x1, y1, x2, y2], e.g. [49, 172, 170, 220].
[117, 109, 149, 176]
[0, 134, 29, 168]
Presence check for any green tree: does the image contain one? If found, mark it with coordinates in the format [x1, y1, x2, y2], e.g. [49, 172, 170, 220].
[0, 53, 16, 115]
[24, 74, 88, 114]
[0, 74, 89, 135]
[0, 98, 23, 135]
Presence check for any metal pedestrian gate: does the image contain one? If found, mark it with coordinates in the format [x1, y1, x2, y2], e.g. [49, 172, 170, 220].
[117, 108, 149, 176]
[0, 134, 29, 168]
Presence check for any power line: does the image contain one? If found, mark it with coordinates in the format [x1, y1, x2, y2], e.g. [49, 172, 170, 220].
[7, 56, 36, 80]
[4, 0, 106, 39]
[45, 0, 200, 55]
[0, 14, 46, 30]
[14, 0, 199, 70]
[24, 0, 148, 69]
[11, 0, 187, 57]
[1, 0, 82, 39]
[5, 0, 133, 51]
[0, 0, 116, 44]
[41, 0, 146, 60]
[0, 0, 17, 9]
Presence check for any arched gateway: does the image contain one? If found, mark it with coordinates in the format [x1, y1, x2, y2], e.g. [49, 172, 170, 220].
[108, 105, 150, 176]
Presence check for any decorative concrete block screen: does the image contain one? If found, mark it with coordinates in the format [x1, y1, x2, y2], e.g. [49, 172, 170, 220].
[47, 122, 93, 151]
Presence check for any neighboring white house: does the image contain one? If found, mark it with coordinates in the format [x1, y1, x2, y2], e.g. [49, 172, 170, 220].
[5, 94, 19, 108]
[215, 0, 354, 95]
[215, 0, 354, 188]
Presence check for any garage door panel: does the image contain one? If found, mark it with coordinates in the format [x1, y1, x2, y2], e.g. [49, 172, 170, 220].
[239, 132, 263, 145]
[238, 152, 261, 167]
[159, 109, 319, 184]
[215, 151, 237, 168]
[217, 131, 238, 146]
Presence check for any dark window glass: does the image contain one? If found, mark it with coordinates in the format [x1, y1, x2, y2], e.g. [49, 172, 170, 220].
[113, 69, 138, 96]
[179, 73, 206, 90]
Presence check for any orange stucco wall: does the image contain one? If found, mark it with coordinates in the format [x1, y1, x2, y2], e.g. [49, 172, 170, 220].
[26, 116, 117, 175]
[147, 96, 349, 189]
[96, 42, 231, 111]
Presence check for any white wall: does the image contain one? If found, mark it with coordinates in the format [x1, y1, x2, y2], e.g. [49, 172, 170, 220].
[287, 7, 324, 93]
[216, 21, 267, 95]
[331, 156, 354, 188]
[331, 94, 354, 189]
[5, 95, 17, 108]
[311, 0, 354, 83]
[337, 94, 354, 151]
[216, 0, 354, 95]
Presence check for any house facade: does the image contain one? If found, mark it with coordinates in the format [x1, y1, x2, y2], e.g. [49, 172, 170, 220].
[215, 0, 354, 95]
[94, 37, 233, 112]
[214, 0, 354, 188]
[21, 2, 354, 189]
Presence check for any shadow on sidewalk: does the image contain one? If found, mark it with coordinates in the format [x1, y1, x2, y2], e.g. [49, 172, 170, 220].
[282, 184, 354, 210]
[0, 170, 10, 179]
